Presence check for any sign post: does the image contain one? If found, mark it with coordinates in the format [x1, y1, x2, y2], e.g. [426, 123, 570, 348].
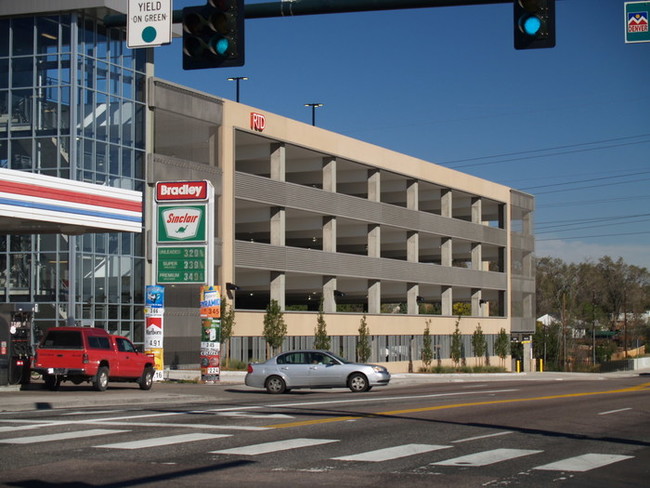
[144, 285, 165, 381]
[127, 0, 173, 49]
[625, 2, 650, 43]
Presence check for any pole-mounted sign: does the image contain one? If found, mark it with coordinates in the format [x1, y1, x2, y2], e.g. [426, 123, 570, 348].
[127, 0, 173, 48]
[625, 2, 650, 43]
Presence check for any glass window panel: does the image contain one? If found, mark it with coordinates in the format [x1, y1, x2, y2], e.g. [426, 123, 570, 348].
[0, 91, 7, 136]
[0, 59, 8, 88]
[35, 136, 58, 170]
[122, 147, 132, 179]
[0, 139, 7, 168]
[58, 136, 70, 176]
[134, 71, 145, 102]
[109, 64, 121, 96]
[134, 102, 145, 149]
[0, 19, 9, 57]
[109, 96, 120, 144]
[121, 100, 133, 146]
[36, 92, 57, 135]
[61, 54, 70, 84]
[59, 87, 70, 131]
[83, 139, 93, 170]
[135, 48, 146, 73]
[11, 89, 33, 134]
[60, 21, 70, 53]
[10, 138, 32, 169]
[83, 57, 94, 88]
[36, 55, 58, 86]
[12, 57, 33, 87]
[83, 19, 95, 57]
[12, 17, 34, 56]
[134, 149, 144, 180]
[97, 24, 107, 60]
[81, 88, 94, 137]
[36, 17, 59, 55]
[97, 61, 107, 93]
[96, 141, 107, 174]
[95, 92, 107, 140]
[109, 144, 120, 176]
[122, 69, 133, 99]
[109, 28, 122, 65]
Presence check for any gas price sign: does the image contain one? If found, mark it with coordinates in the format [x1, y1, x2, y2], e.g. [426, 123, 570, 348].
[156, 246, 207, 284]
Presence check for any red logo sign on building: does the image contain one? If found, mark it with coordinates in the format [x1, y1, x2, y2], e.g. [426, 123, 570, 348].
[156, 181, 209, 201]
[250, 112, 266, 132]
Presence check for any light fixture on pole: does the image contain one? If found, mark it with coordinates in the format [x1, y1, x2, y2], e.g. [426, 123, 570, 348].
[304, 103, 323, 126]
[227, 76, 248, 102]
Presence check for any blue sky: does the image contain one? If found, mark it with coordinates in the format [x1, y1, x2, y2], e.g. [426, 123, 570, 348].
[153, 0, 650, 269]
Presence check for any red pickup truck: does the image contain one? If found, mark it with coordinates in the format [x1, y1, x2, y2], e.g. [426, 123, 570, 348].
[33, 326, 155, 391]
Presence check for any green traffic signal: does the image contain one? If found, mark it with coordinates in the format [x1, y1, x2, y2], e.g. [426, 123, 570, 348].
[514, 0, 555, 50]
[182, 0, 245, 70]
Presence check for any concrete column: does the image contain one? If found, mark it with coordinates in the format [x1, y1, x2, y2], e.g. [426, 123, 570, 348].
[323, 156, 336, 192]
[368, 224, 381, 258]
[368, 169, 380, 202]
[441, 189, 452, 218]
[271, 206, 285, 246]
[407, 283, 419, 315]
[407, 231, 419, 263]
[442, 286, 453, 316]
[471, 196, 482, 224]
[368, 279, 381, 314]
[270, 143, 285, 182]
[471, 242, 482, 270]
[441, 237, 452, 267]
[323, 216, 336, 253]
[471, 288, 482, 317]
[270, 271, 285, 310]
[407, 179, 419, 211]
[322, 276, 337, 313]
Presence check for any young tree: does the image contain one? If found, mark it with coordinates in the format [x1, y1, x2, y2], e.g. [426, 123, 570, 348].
[421, 319, 433, 370]
[313, 298, 331, 351]
[356, 314, 371, 363]
[220, 299, 236, 369]
[263, 299, 287, 357]
[495, 327, 510, 368]
[472, 323, 486, 367]
[450, 318, 462, 369]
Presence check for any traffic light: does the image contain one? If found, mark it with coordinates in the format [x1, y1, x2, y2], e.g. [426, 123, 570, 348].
[182, 0, 245, 70]
[514, 0, 555, 50]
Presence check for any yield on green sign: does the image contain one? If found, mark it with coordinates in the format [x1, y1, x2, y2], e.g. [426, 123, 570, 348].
[157, 246, 207, 284]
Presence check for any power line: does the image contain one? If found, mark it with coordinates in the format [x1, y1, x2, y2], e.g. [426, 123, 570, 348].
[539, 194, 650, 208]
[533, 176, 650, 195]
[537, 231, 650, 242]
[520, 170, 650, 191]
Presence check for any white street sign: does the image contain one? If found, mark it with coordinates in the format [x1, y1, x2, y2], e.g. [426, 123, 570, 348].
[127, 0, 172, 49]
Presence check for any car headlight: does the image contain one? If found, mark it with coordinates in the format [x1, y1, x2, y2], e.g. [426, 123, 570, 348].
[372, 366, 386, 373]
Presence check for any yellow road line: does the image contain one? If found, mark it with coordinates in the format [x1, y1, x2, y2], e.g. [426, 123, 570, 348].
[265, 382, 650, 429]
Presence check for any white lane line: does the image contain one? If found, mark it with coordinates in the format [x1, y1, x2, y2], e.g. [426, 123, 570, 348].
[0, 429, 128, 444]
[95, 433, 230, 450]
[0, 424, 55, 434]
[533, 453, 635, 472]
[211, 438, 338, 456]
[332, 444, 452, 462]
[598, 408, 632, 416]
[452, 431, 514, 443]
[432, 448, 542, 467]
[85, 421, 268, 431]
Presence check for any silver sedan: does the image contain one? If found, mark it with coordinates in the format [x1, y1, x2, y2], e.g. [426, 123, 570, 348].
[245, 350, 391, 394]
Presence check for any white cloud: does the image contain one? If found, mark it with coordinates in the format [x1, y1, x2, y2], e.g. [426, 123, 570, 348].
[535, 240, 650, 270]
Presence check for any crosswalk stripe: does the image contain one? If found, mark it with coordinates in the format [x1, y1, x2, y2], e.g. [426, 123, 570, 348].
[95, 433, 231, 449]
[432, 448, 543, 467]
[533, 453, 635, 472]
[332, 443, 452, 462]
[211, 438, 338, 456]
[0, 429, 128, 444]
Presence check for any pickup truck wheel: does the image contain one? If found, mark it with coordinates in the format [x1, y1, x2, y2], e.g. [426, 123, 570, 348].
[138, 367, 154, 390]
[93, 366, 109, 391]
[43, 374, 60, 391]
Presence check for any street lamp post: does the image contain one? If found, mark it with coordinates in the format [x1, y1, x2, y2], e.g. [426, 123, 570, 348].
[304, 103, 323, 126]
[227, 76, 248, 102]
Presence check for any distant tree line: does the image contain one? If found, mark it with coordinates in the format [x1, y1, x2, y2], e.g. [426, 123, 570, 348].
[534, 256, 650, 370]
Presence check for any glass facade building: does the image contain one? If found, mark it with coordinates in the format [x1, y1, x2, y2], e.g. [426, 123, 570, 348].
[0, 12, 147, 342]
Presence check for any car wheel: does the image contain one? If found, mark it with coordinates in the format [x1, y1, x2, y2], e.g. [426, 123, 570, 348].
[265, 375, 286, 394]
[348, 373, 369, 392]
[93, 366, 109, 391]
[138, 367, 154, 390]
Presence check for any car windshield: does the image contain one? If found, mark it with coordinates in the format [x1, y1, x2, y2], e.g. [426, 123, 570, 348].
[325, 352, 351, 364]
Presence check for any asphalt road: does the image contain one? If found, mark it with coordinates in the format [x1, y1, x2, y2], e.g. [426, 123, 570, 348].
[0, 372, 649, 487]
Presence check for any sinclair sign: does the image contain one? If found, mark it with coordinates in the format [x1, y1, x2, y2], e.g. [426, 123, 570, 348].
[153, 180, 214, 284]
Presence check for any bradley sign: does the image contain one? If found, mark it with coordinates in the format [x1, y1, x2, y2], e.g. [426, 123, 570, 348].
[156, 181, 209, 201]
